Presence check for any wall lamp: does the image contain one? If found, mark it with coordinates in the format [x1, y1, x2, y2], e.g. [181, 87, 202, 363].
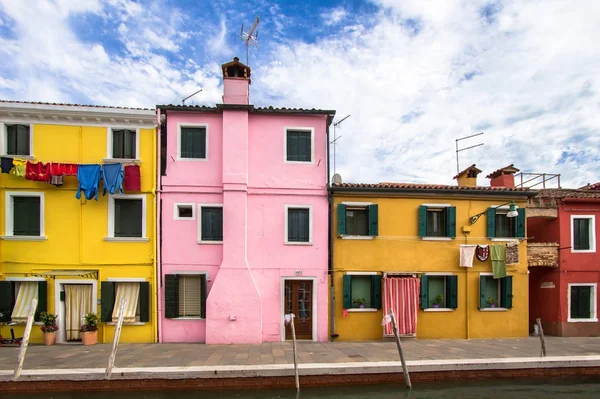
[469, 200, 518, 225]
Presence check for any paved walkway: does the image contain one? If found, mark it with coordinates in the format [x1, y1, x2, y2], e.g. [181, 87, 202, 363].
[1, 336, 600, 370]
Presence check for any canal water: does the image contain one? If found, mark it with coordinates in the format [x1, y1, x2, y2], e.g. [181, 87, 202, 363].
[5, 377, 600, 399]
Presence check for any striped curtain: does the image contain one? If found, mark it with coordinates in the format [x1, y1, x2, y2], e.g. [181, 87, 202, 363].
[383, 276, 420, 336]
[112, 283, 140, 323]
[11, 282, 38, 323]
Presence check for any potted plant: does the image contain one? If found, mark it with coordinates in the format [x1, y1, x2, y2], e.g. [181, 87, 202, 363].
[433, 294, 444, 308]
[486, 297, 499, 308]
[80, 312, 98, 346]
[353, 297, 367, 309]
[39, 312, 58, 346]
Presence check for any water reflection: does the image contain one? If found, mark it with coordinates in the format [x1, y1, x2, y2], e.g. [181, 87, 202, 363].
[5, 378, 600, 399]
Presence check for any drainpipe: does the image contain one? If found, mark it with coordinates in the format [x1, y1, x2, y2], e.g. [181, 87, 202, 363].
[326, 114, 336, 342]
[155, 108, 163, 343]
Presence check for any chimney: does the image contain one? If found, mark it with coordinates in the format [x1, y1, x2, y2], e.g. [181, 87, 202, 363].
[221, 57, 251, 105]
[453, 164, 482, 187]
[486, 164, 520, 187]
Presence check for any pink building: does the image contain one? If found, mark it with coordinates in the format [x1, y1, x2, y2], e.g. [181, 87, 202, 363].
[156, 58, 335, 343]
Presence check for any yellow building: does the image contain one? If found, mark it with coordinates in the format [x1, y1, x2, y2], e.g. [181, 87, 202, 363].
[0, 101, 157, 344]
[329, 165, 537, 340]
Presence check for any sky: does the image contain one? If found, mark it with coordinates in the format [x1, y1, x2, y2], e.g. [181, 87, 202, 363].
[0, 0, 599, 188]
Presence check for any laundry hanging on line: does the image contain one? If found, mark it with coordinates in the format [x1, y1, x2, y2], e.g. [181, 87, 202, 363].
[459, 245, 477, 267]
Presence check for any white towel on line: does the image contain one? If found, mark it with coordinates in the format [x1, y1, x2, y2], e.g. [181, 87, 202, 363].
[460, 245, 477, 267]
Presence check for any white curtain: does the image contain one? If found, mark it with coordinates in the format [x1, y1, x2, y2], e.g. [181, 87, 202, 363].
[65, 285, 93, 340]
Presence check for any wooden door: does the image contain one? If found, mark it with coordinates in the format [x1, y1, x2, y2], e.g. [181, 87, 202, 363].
[284, 280, 313, 340]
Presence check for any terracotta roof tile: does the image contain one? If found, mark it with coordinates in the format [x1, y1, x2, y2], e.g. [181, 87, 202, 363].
[0, 99, 154, 111]
[580, 182, 600, 191]
[535, 188, 600, 199]
[485, 164, 520, 179]
[453, 164, 482, 180]
[331, 182, 531, 192]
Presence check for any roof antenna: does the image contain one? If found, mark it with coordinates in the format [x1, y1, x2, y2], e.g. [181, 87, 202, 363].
[240, 16, 260, 66]
[331, 114, 350, 178]
[455, 132, 484, 174]
[182, 88, 203, 105]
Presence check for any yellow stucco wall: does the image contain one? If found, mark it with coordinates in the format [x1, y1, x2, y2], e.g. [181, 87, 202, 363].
[331, 193, 530, 340]
[0, 122, 157, 344]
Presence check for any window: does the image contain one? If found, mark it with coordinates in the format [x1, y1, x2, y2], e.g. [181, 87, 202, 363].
[342, 274, 382, 309]
[178, 126, 207, 160]
[174, 203, 195, 220]
[198, 205, 223, 243]
[164, 274, 207, 319]
[110, 128, 137, 159]
[486, 207, 525, 238]
[107, 195, 146, 240]
[420, 275, 458, 310]
[0, 280, 47, 323]
[285, 128, 313, 163]
[5, 124, 31, 156]
[4, 192, 44, 238]
[285, 206, 312, 244]
[100, 281, 149, 323]
[479, 275, 513, 309]
[569, 284, 597, 321]
[418, 205, 456, 238]
[337, 203, 378, 237]
[571, 216, 596, 253]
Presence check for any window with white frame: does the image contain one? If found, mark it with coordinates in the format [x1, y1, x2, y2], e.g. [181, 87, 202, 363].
[285, 205, 312, 244]
[177, 124, 207, 160]
[107, 195, 146, 239]
[3, 192, 44, 238]
[198, 204, 223, 243]
[174, 203, 195, 220]
[571, 215, 596, 252]
[285, 128, 313, 163]
[569, 283, 597, 322]
[3, 124, 31, 156]
[108, 128, 138, 160]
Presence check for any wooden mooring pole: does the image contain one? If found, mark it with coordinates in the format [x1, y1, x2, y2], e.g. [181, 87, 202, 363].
[390, 308, 412, 389]
[12, 298, 37, 381]
[106, 297, 127, 379]
[536, 318, 546, 357]
[289, 314, 300, 394]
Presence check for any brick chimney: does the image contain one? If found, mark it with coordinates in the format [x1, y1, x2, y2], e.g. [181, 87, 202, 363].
[453, 164, 482, 187]
[486, 164, 520, 187]
[221, 57, 251, 105]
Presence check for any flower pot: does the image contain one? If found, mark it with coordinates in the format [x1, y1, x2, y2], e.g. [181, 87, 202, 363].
[43, 332, 56, 346]
[433, 304, 439, 308]
[490, 304, 496, 308]
[81, 331, 97, 346]
[359, 304, 365, 308]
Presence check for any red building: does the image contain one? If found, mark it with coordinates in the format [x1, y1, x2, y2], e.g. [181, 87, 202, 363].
[528, 185, 600, 336]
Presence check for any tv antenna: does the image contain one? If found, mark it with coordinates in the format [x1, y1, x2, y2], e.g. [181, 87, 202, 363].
[331, 114, 350, 177]
[240, 16, 260, 65]
[182, 88, 203, 105]
[455, 132, 484, 174]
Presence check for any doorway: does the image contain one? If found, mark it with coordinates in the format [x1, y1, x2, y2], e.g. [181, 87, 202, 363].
[283, 279, 315, 340]
[54, 280, 97, 344]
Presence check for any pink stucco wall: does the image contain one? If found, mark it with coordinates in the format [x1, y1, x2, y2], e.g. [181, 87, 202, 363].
[159, 94, 330, 343]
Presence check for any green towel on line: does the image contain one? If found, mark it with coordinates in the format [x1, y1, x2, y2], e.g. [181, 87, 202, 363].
[491, 244, 507, 279]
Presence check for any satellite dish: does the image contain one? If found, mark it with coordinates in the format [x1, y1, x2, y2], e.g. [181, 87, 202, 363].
[332, 173, 342, 184]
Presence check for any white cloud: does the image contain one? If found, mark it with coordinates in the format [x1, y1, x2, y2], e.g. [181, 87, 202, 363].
[321, 7, 348, 26]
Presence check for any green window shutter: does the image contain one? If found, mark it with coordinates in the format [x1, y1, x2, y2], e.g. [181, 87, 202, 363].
[337, 204, 346, 236]
[371, 275, 382, 309]
[115, 199, 143, 237]
[446, 275, 458, 309]
[13, 197, 41, 236]
[0, 281, 14, 322]
[35, 281, 48, 321]
[164, 274, 179, 319]
[446, 206, 456, 238]
[286, 131, 298, 161]
[342, 275, 352, 309]
[288, 208, 309, 242]
[572, 286, 591, 319]
[17, 125, 30, 155]
[202, 207, 223, 241]
[516, 208, 526, 238]
[418, 206, 427, 237]
[112, 129, 124, 158]
[6, 125, 17, 155]
[100, 282, 115, 322]
[420, 275, 429, 310]
[479, 276, 486, 309]
[368, 204, 379, 236]
[124, 130, 136, 159]
[501, 276, 513, 309]
[486, 208, 496, 238]
[139, 282, 150, 322]
[201, 275, 207, 319]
